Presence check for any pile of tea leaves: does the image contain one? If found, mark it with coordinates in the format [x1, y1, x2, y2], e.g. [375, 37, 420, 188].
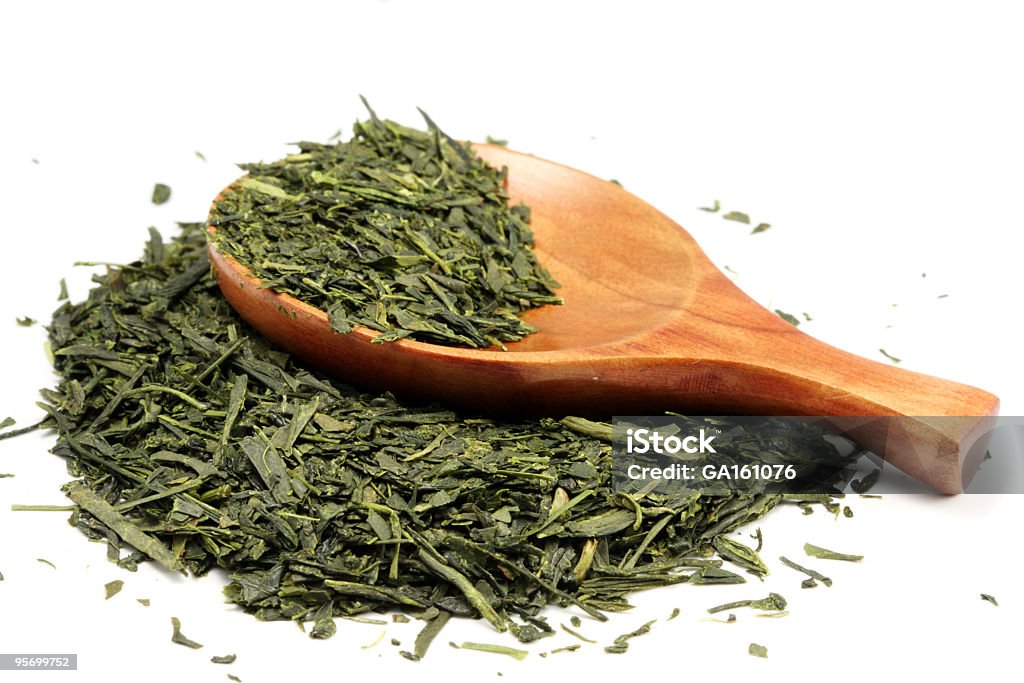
[208, 103, 561, 348]
[22, 221, 853, 647]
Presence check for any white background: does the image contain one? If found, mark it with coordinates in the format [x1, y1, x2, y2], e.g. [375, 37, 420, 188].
[1, 1, 1022, 682]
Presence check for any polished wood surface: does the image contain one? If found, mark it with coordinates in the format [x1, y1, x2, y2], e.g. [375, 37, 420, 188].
[208, 144, 999, 493]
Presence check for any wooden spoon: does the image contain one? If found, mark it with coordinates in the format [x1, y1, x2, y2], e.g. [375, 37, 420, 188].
[207, 144, 998, 494]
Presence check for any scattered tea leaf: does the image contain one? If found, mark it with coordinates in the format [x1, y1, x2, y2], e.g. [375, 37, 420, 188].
[458, 642, 528, 661]
[413, 610, 451, 660]
[722, 211, 750, 224]
[713, 535, 768, 577]
[37, 558, 56, 569]
[604, 620, 656, 654]
[699, 200, 721, 213]
[549, 645, 580, 654]
[981, 594, 999, 607]
[843, 505, 853, 518]
[560, 624, 596, 644]
[851, 468, 881, 494]
[104, 579, 124, 599]
[748, 643, 768, 658]
[211, 654, 237, 664]
[804, 543, 863, 562]
[485, 136, 508, 147]
[57, 278, 68, 301]
[16, 317, 36, 327]
[667, 607, 681, 621]
[750, 223, 771, 235]
[195, 151, 207, 162]
[775, 310, 800, 326]
[779, 556, 832, 587]
[879, 348, 901, 364]
[137, 598, 150, 606]
[151, 183, 172, 205]
[170, 617, 203, 649]
[707, 593, 786, 614]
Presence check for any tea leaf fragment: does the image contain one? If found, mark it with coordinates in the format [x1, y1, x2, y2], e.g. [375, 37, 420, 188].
[151, 183, 172, 205]
[104, 579, 124, 599]
[170, 617, 203, 649]
[804, 543, 863, 562]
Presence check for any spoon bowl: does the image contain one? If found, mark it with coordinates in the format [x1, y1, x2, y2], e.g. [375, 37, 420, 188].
[208, 144, 999, 493]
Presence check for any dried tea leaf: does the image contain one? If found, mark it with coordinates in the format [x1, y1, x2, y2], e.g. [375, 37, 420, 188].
[748, 643, 768, 658]
[750, 223, 771, 235]
[560, 624, 596, 643]
[981, 594, 999, 607]
[713, 535, 768, 577]
[25, 218, 847, 649]
[211, 654, 237, 664]
[775, 310, 800, 327]
[879, 348, 901, 364]
[707, 592, 786, 614]
[804, 543, 863, 562]
[457, 642, 528, 660]
[851, 468, 882, 493]
[17, 317, 36, 327]
[104, 579, 124, 599]
[210, 104, 561, 349]
[137, 599, 150, 606]
[151, 183, 172, 205]
[170, 617, 203, 649]
[414, 611, 452, 660]
[722, 211, 750, 224]
[779, 556, 832, 587]
[699, 200, 721, 213]
[37, 558, 56, 569]
[603, 620, 655, 654]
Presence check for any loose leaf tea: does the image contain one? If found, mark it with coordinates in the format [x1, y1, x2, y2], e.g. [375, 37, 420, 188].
[457, 642, 529, 660]
[152, 183, 172, 205]
[209, 103, 561, 348]
[774, 310, 800, 327]
[779, 556, 832, 587]
[604, 619, 656, 654]
[980, 593, 998, 607]
[170, 617, 204, 649]
[750, 223, 771, 235]
[803, 543, 863, 562]
[722, 211, 750, 224]
[29, 222, 838, 642]
[707, 592, 787, 614]
[211, 654, 237, 664]
[878, 348, 901, 364]
[104, 579, 124, 599]
[748, 642, 768, 658]
[17, 316, 36, 327]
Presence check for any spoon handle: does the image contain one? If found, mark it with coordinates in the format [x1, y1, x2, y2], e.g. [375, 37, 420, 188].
[624, 321, 999, 493]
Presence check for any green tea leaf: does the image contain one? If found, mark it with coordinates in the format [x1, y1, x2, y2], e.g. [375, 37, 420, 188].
[170, 617, 203, 649]
[152, 183, 172, 205]
[804, 543, 863, 562]
[457, 642, 528, 660]
[104, 579, 124, 599]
